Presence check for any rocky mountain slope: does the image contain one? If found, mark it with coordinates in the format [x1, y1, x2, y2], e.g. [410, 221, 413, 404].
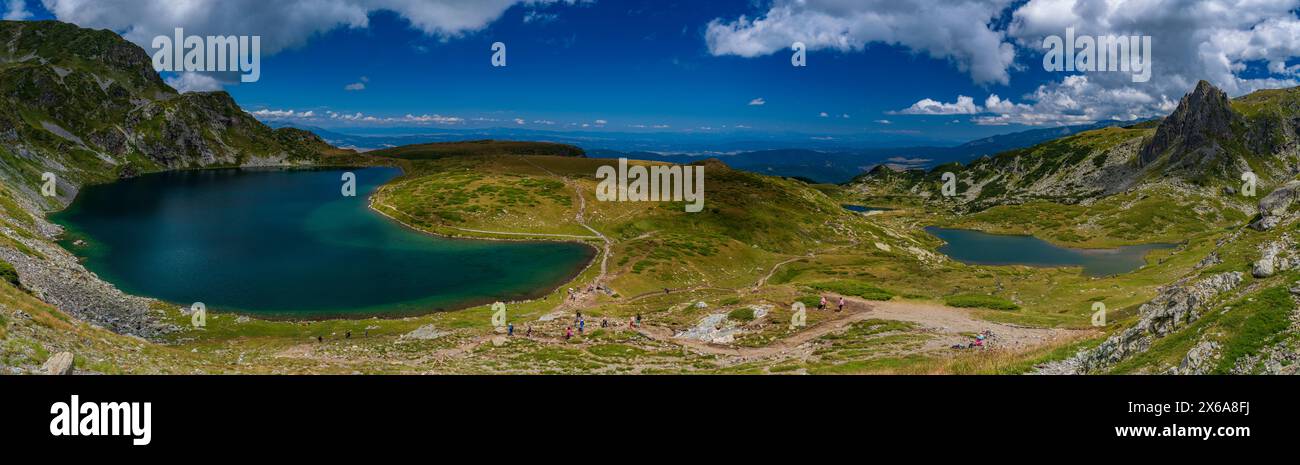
[0, 20, 339, 209]
[851, 80, 1300, 211]
[0, 20, 346, 338]
[848, 80, 1300, 374]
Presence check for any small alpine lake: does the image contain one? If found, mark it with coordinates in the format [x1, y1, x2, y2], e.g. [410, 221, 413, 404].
[842, 204, 891, 214]
[924, 227, 1176, 277]
[51, 167, 596, 318]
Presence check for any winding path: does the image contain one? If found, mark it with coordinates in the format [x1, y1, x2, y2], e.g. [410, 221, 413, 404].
[633, 297, 1088, 359]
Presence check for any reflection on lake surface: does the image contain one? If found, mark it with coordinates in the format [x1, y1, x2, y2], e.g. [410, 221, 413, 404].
[925, 227, 1175, 277]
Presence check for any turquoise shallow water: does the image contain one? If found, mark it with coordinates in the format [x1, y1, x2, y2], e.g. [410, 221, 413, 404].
[51, 167, 595, 318]
[925, 227, 1175, 277]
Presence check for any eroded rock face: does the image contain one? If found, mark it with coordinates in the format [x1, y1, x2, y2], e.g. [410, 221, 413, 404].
[1251, 180, 1300, 231]
[1252, 235, 1298, 278]
[1070, 272, 1243, 374]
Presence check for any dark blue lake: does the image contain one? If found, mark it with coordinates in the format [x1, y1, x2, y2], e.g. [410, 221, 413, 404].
[51, 167, 595, 318]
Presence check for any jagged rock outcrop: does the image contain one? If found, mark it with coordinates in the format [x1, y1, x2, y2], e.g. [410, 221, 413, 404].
[1138, 80, 1241, 169]
[1251, 180, 1300, 230]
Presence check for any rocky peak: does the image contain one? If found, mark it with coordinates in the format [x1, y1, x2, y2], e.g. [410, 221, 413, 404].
[1, 20, 167, 92]
[1138, 80, 1240, 167]
[0, 19, 343, 205]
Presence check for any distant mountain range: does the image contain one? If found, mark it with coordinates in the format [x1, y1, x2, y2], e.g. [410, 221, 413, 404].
[264, 123, 949, 154]
[270, 121, 1130, 184]
[586, 122, 1135, 184]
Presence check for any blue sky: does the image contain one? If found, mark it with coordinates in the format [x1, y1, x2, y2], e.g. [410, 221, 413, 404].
[14, 0, 1300, 146]
[213, 4, 1050, 141]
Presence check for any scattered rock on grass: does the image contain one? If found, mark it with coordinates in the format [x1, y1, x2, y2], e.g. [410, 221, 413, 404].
[42, 351, 74, 375]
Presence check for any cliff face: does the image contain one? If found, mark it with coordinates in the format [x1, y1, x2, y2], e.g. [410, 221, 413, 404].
[0, 20, 336, 209]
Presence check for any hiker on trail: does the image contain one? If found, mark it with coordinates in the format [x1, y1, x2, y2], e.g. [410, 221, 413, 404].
[818, 296, 827, 311]
[635, 313, 642, 326]
[575, 310, 583, 323]
[317, 336, 323, 343]
[526, 324, 532, 337]
[508, 323, 514, 336]
[664, 288, 670, 295]
[345, 330, 352, 339]
[629, 317, 636, 328]
[565, 327, 574, 340]
[578, 318, 585, 334]
[837, 297, 845, 312]
[601, 318, 608, 328]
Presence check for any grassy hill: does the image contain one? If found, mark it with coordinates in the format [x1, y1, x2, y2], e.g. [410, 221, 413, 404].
[372, 155, 887, 297]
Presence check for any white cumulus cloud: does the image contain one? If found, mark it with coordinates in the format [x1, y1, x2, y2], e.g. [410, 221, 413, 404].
[705, 0, 1017, 85]
[4, 0, 32, 20]
[892, 95, 980, 115]
[41, 0, 586, 54]
[993, 0, 1300, 125]
[164, 72, 224, 93]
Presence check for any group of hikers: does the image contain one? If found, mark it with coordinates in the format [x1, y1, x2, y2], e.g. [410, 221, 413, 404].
[312, 294, 851, 345]
[816, 295, 847, 312]
[502, 310, 643, 341]
[315, 328, 368, 343]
